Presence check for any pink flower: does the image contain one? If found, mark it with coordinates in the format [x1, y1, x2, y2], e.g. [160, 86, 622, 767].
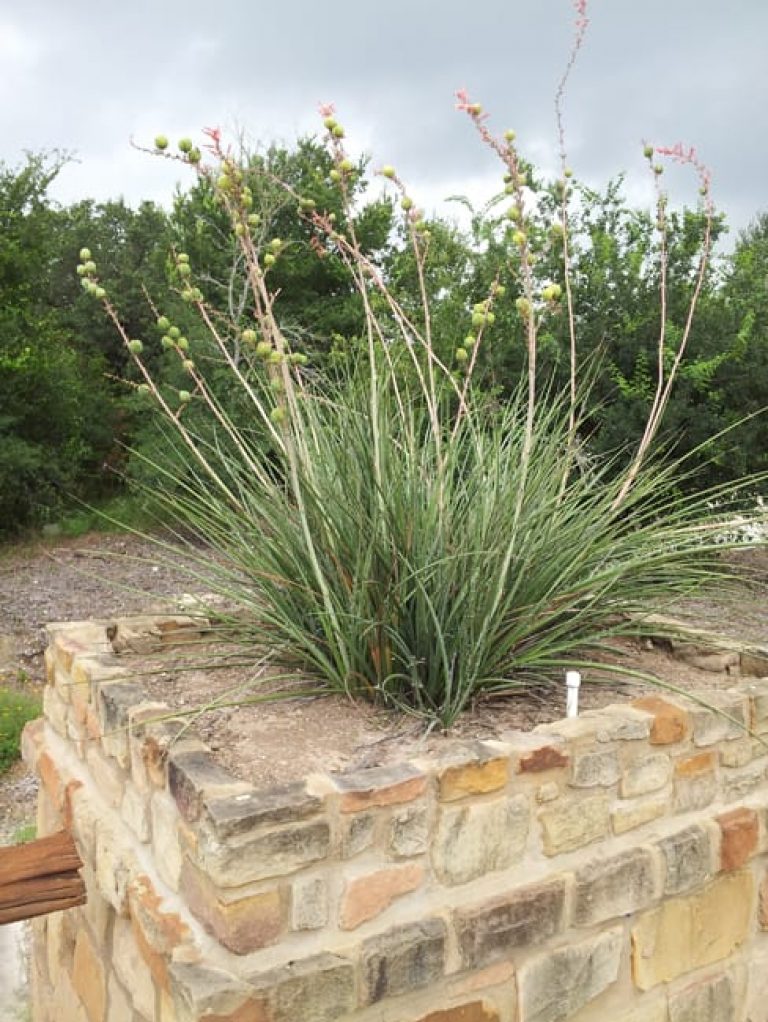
[318, 102, 336, 118]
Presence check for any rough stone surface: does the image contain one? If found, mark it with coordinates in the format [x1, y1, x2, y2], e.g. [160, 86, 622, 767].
[723, 764, 766, 802]
[632, 696, 689, 745]
[291, 875, 329, 931]
[389, 804, 429, 858]
[71, 928, 107, 1022]
[341, 812, 376, 858]
[249, 953, 356, 1022]
[181, 859, 283, 955]
[570, 749, 620, 788]
[168, 962, 265, 1022]
[718, 807, 758, 870]
[112, 915, 156, 1020]
[433, 795, 529, 885]
[573, 846, 658, 925]
[620, 754, 672, 798]
[196, 819, 331, 885]
[539, 795, 610, 855]
[438, 744, 509, 801]
[361, 919, 446, 1004]
[657, 824, 714, 894]
[632, 870, 754, 989]
[332, 763, 427, 813]
[150, 791, 184, 891]
[455, 878, 567, 968]
[674, 753, 718, 812]
[202, 783, 323, 839]
[668, 972, 735, 1022]
[517, 926, 623, 1022]
[167, 749, 248, 823]
[340, 863, 423, 929]
[612, 794, 670, 835]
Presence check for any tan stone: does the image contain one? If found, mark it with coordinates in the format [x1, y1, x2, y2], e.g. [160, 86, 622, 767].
[518, 744, 569, 773]
[434, 795, 529, 885]
[539, 795, 610, 855]
[113, 915, 157, 1020]
[129, 874, 196, 991]
[620, 753, 672, 798]
[612, 794, 670, 835]
[333, 764, 427, 812]
[675, 750, 717, 777]
[718, 807, 758, 870]
[291, 875, 328, 931]
[611, 996, 668, 1022]
[631, 870, 753, 990]
[151, 791, 184, 890]
[439, 757, 508, 801]
[340, 863, 423, 929]
[181, 858, 283, 954]
[72, 928, 107, 1022]
[632, 696, 689, 744]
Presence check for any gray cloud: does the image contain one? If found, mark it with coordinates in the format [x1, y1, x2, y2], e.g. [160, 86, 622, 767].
[2, 0, 765, 241]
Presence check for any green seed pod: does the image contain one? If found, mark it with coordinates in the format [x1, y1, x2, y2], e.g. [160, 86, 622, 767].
[269, 238, 282, 252]
[564, 167, 573, 178]
[187, 148, 202, 164]
[217, 174, 231, 192]
[182, 288, 196, 302]
[270, 377, 284, 393]
[381, 165, 396, 179]
[154, 135, 169, 150]
[177, 252, 189, 263]
[504, 129, 516, 142]
[455, 347, 469, 363]
[469, 103, 483, 115]
[494, 284, 506, 297]
[178, 138, 193, 153]
[94, 287, 106, 299]
[76, 264, 87, 276]
[339, 159, 354, 173]
[471, 312, 486, 328]
[137, 383, 150, 396]
[289, 352, 308, 365]
[643, 144, 654, 159]
[329, 169, 341, 182]
[550, 283, 562, 300]
[248, 213, 261, 226]
[169, 326, 181, 340]
[512, 230, 527, 247]
[178, 390, 191, 404]
[80, 278, 92, 290]
[323, 117, 337, 130]
[157, 316, 171, 331]
[299, 198, 316, 210]
[182, 359, 195, 372]
[242, 329, 257, 344]
[653, 164, 664, 175]
[264, 253, 276, 267]
[463, 334, 476, 348]
[401, 197, 413, 211]
[256, 341, 272, 358]
[268, 351, 283, 364]
[128, 339, 143, 354]
[332, 125, 345, 138]
[79, 247, 92, 262]
[84, 260, 97, 273]
[515, 297, 532, 318]
[486, 312, 496, 326]
[177, 263, 192, 277]
[270, 406, 286, 424]
[161, 335, 174, 349]
[505, 207, 521, 222]
[177, 336, 189, 351]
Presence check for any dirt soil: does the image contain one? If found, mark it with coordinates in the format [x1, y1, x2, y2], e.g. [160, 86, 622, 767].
[3, 534, 768, 831]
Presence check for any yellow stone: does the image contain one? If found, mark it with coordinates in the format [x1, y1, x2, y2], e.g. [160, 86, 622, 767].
[631, 870, 753, 990]
[439, 758, 509, 801]
[612, 794, 670, 835]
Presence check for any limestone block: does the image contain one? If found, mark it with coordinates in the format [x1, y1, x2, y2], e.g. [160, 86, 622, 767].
[389, 804, 429, 858]
[632, 870, 754, 989]
[613, 794, 671, 835]
[570, 748, 620, 788]
[668, 971, 737, 1022]
[674, 751, 718, 811]
[291, 875, 329, 931]
[657, 823, 714, 895]
[340, 863, 423, 929]
[195, 817, 331, 886]
[72, 928, 106, 1022]
[249, 953, 356, 1022]
[539, 794, 610, 855]
[167, 748, 250, 823]
[151, 791, 184, 890]
[415, 1004, 501, 1022]
[632, 696, 689, 745]
[690, 691, 748, 747]
[621, 753, 672, 798]
[433, 795, 529, 885]
[168, 962, 265, 1022]
[113, 915, 156, 1020]
[455, 877, 567, 969]
[437, 741, 509, 801]
[718, 807, 759, 870]
[573, 846, 659, 925]
[340, 811, 376, 858]
[331, 763, 427, 812]
[517, 926, 623, 1022]
[122, 782, 151, 843]
[360, 919, 446, 1004]
[506, 732, 569, 773]
[202, 783, 323, 839]
[723, 764, 767, 802]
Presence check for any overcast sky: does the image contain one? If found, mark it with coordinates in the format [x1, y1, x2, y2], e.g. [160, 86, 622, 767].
[2, 0, 765, 244]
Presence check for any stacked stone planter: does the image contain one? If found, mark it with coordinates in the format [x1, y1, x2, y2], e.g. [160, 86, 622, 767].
[21, 615, 768, 1021]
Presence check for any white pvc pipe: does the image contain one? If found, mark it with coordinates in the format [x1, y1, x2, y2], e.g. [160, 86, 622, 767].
[565, 670, 582, 718]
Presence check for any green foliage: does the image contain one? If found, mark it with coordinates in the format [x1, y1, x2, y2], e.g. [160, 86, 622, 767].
[0, 688, 40, 774]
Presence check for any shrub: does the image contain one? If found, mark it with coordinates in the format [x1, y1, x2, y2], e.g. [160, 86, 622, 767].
[78, 3, 766, 727]
[0, 689, 41, 775]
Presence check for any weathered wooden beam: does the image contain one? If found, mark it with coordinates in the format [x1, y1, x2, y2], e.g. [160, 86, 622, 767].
[0, 830, 86, 925]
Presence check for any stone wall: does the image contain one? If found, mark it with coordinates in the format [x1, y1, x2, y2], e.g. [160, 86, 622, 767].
[21, 615, 768, 1022]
